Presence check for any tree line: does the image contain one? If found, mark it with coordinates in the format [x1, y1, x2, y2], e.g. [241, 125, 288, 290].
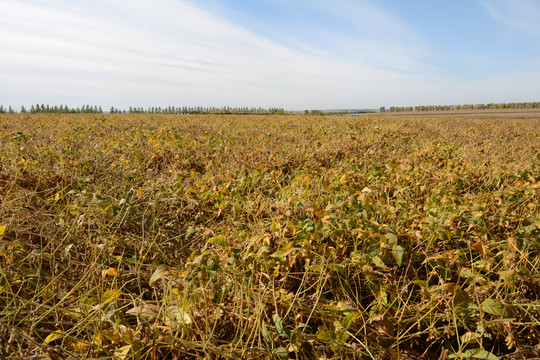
[116, 106, 286, 115]
[0, 104, 286, 115]
[380, 101, 540, 113]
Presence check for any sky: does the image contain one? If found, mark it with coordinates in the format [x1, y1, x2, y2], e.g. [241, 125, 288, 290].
[1, 0, 540, 110]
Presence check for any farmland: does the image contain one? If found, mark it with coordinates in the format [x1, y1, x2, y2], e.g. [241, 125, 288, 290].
[0, 113, 539, 359]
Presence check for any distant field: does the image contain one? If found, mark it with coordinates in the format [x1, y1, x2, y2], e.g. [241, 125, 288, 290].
[0, 114, 539, 359]
[381, 108, 540, 119]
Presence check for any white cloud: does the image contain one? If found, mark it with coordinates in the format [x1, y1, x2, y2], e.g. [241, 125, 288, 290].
[0, 0, 538, 109]
[1, 0, 436, 108]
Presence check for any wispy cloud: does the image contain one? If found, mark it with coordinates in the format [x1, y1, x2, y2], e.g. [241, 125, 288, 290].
[210, 0, 431, 73]
[0, 0, 538, 108]
[0, 0, 436, 108]
[482, 0, 540, 37]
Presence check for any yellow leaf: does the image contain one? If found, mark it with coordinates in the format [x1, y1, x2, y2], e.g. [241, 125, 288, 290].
[461, 331, 481, 345]
[114, 345, 132, 360]
[0, 225, 6, 236]
[71, 341, 90, 353]
[312, 202, 325, 219]
[44, 330, 65, 344]
[105, 267, 119, 277]
[472, 211, 484, 218]
[440, 283, 459, 293]
[499, 269, 515, 282]
[136, 187, 143, 198]
[102, 289, 123, 304]
[507, 237, 518, 253]
[2, 251, 13, 265]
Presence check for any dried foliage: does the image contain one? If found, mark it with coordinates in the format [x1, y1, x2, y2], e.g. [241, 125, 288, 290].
[0, 113, 539, 359]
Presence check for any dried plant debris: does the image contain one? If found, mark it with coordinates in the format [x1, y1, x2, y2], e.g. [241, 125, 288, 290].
[0, 113, 539, 359]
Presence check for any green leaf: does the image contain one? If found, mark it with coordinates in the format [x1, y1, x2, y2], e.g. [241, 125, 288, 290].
[294, 323, 311, 331]
[272, 313, 291, 339]
[242, 236, 261, 260]
[309, 264, 325, 272]
[261, 321, 273, 343]
[290, 322, 311, 338]
[386, 233, 398, 245]
[327, 263, 344, 274]
[393, 245, 404, 267]
[413, 280, 428, 288]
[259, 246, 273, 254]
[271, 347, 288, 359]
[341, 312, 358, 330]
[270, 247, 301, 259]
[371, 255, 388, 269]
[316, 328, 337, 342]
[185, 226, 197, 240]
[449, 348, 499, 360]
[270, 250, 288, 259]
[481, 298, 512, 318]
[215, 281, 232, 303]
[112, 204, 121, 217]
[208, 234, 226, 247]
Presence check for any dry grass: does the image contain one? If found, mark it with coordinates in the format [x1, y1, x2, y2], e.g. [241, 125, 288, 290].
[0, 113, 539, 359]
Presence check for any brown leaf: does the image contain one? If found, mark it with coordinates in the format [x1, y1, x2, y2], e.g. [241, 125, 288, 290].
[126, 304, 160, 319]
[368, 314, 394, 338]
[472, 241, 485, 255]
[149, 265, 170, 286]
[507, 237, 518, 253]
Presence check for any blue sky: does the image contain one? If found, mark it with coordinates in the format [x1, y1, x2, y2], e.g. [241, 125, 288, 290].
[1, 0, 539, 109]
